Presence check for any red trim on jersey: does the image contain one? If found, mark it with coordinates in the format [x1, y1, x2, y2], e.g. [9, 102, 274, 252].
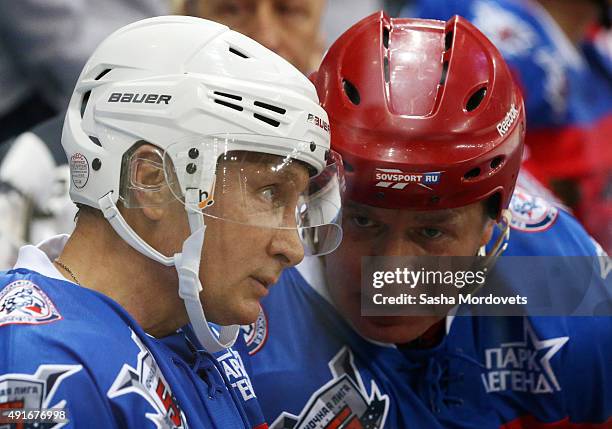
[501, 415, 612, 428]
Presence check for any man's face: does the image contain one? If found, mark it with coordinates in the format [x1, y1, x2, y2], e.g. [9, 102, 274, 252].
[188, 0, 326, 73]
[324, 200, 494, 344]
[197, 153, 310, 325]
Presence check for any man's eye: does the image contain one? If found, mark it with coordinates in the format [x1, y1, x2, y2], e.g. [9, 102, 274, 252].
[351, 216, 376, 228]
[260, 186, 276, 202]
[421, 228, 443, 239]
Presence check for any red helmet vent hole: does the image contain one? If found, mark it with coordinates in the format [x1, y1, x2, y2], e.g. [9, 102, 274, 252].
[342, 79, 361, 105]
[384, 57, 390, 83]
[464, 167, 481, 180]
[343, 161, 354, 172]
[490, 156, 504, 170]
[439, 61, 449, 86]
[466, 87, 487, 112]
[445, 31, 454, 51]
[382, 27, 390, 49]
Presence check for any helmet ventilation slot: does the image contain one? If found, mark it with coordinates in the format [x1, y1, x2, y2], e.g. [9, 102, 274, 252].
[214, 91, 242, 101]
[229, 46, 249, 58]
[214, 99, 243, 111]
[382, 27, 390, 49]
[439, 61, 449, 86]
[253, 113, 280, 127]
[254, 100, 286, 114]
[342, 79, 361, 105]
[80, 90, 91, 118]
[94, 68, 112, 80]
[445, 31, 454, 51]
[384, 57, 390, 83]
[465, 87, 487, 112]
[463, 167, 481, 180]
[89, 136, 102, 147]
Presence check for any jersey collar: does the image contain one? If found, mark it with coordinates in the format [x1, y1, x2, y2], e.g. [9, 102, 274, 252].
[13, 234, 73, 283]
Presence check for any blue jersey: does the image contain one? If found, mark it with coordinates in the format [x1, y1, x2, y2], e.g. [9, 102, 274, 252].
[0, 235, 267, 429]
[243, 188, 612, 428]
[402, 0, 612, 254]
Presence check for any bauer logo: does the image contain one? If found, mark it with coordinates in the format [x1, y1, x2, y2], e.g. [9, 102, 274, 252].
[374, 168, 441, 190]
[497, 104, 520, 137]
[307, 113, 330, 133]
[107, 92, 172, 104]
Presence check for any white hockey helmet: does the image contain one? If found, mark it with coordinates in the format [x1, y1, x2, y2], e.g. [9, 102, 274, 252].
[62, 16, 343, 351]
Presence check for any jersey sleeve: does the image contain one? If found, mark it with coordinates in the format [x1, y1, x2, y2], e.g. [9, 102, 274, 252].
[561, 317, 612, 425]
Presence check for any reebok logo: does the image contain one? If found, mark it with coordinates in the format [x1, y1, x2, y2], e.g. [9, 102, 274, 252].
[496, 104, 519, 137]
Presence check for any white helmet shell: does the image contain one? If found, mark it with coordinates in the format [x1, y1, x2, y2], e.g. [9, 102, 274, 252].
[62, 15, 330, 208]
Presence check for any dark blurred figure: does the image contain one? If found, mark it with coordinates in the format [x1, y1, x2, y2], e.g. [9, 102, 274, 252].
[402, 0, 612, 253]
[0, 0, 168, 142]
[0, 1, 169, 267]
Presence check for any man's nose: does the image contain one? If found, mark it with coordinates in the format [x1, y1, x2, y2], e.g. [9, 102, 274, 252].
[268, 227, 305, 268]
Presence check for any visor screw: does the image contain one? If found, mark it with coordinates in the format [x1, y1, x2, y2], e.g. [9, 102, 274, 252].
[309, 142, 316, 152]
[188, 148, 199, 159]
[92, 158, 101, 171]
[431, 196, 440, 203]
[376, 192, 385, 199]
[186, 163, 197, 174]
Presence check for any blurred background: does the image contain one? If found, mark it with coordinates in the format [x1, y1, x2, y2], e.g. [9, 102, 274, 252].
[0, 0, 610, 268]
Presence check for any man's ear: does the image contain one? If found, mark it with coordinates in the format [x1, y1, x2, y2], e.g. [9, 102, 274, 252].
[128, 144, 169, 221]
[481, 218, 495, 248]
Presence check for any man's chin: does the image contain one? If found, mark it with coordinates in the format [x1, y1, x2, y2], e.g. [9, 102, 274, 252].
[204, 300, 262, 327]
[353, 315, 441, 345]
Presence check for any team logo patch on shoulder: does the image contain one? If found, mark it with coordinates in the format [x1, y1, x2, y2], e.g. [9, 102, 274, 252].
[243, 306, 268, 356]
[509, 187, 558, 232]
[271, 347, 389, 429]
[0, 280, 62, 327]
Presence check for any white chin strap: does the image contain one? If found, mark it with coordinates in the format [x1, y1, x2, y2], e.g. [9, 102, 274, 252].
[99, 192, 239, 353]
[478, 209, 512, 270]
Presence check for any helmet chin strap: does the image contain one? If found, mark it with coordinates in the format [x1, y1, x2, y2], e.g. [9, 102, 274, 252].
[478, 209, 512, 270]
[98, 192, 239, 352]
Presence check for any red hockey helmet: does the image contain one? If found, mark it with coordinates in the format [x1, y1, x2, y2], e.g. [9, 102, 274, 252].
[311, 12, 525, 220]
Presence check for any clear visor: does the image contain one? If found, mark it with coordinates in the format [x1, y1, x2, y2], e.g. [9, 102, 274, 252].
[119, 135, 343, 256]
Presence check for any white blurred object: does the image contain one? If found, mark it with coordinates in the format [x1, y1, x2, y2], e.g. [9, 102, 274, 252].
[0, 132, 77, 269]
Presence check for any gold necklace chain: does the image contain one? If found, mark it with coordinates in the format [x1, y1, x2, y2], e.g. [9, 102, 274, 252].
[54, 259, 81, 285]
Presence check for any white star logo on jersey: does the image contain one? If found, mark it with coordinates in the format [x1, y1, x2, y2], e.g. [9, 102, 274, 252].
[482, 318, 568, 394]
[107, 330, 188, 429]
